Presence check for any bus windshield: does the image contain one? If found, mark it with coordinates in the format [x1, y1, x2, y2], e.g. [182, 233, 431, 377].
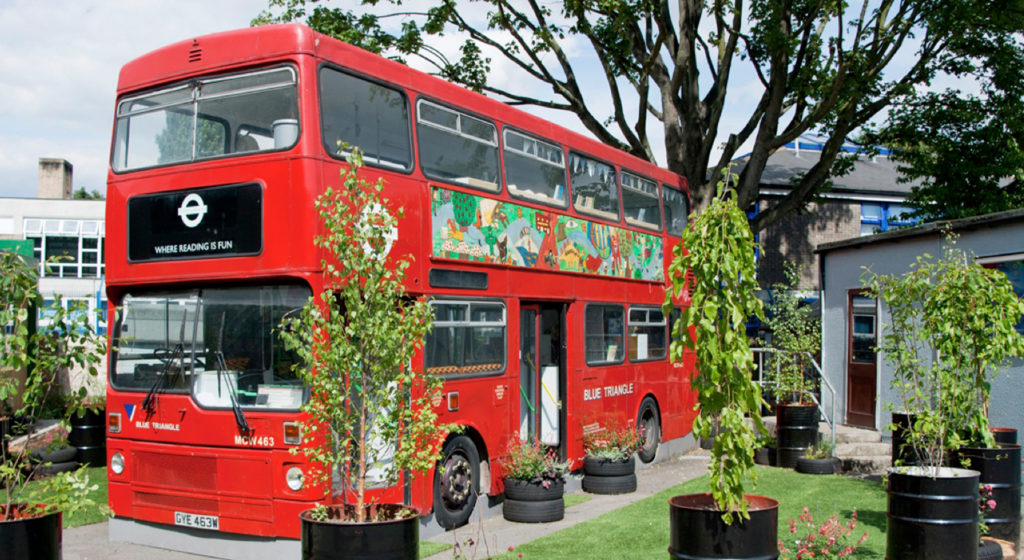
[110, 284, 311, 411]
[112, 66, 299, 172]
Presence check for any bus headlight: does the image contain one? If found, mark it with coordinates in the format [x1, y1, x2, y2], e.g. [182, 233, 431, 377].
[286, 466, 304, 491]
[111, 452, 125, 475]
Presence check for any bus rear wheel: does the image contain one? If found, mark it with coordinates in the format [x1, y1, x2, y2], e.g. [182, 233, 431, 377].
[433, 435, 480, 529]
[637, 398, 661, 463]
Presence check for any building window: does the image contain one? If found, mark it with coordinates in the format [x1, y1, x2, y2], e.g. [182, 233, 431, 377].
[24, 218, 105, 278]
[860, 203, 916, 236]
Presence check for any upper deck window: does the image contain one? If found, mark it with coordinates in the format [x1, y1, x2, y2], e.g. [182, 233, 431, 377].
[113, 66, 298, 172]
[503, 130, 567, 207]
[320, 68, 412, 170]
[570, 153, 620, 221]
[417, 100, 500, 192]
[621, 172, 662, 231]
[662, 184, 690, 237]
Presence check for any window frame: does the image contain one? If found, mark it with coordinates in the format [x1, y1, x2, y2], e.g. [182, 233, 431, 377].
[502, 127, 569, 209]
[318, 64, 415, 174]
[662, 183, 690, 237]
[620, 170, 663, 232]
[416, 98, 501, 193]
[584, 302, 626, 366]
[569, 151, 621, 223]
[627, 306, 667, 363]
[425, 298, 507, 379]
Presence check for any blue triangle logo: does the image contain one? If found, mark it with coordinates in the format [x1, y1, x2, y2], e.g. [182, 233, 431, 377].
[125, 403, 136, 422]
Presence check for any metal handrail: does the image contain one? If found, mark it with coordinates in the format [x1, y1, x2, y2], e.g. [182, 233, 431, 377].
[751, 347, 837, 455]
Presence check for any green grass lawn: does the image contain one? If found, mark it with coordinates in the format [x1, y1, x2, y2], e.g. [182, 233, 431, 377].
[492, 467, 888, 560]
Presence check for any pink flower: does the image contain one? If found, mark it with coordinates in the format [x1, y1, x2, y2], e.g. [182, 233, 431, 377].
[987, 499, 997, 510]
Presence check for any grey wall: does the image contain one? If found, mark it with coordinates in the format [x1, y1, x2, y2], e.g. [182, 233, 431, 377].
[820, 221, 1024, 437]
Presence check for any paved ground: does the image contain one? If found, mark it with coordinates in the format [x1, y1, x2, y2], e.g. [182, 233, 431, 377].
[62, 449, 711, 560]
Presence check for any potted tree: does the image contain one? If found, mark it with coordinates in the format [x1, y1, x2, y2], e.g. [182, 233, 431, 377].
[581, 418, 641, 494]
[279, 149, 450, 560]
[665, 176, 778, 560]
[764, 264, 823, 468]
[499, 437, 570, 523]
[1, 251, 107, 560]
[864, 236, 1024, 560]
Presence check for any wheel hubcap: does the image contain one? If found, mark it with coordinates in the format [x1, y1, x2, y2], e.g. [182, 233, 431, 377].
[440, 454, 472, 509]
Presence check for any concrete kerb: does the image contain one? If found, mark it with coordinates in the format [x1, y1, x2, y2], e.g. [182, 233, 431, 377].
[62, 441, 710, 560]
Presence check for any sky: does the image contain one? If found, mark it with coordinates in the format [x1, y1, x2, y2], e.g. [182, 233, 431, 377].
[0, 1, 962, 200]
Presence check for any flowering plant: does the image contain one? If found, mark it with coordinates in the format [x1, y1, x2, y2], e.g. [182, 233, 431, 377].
[778, 508, 868, 559]
[499, 437, 570, 487]
[980, 483, 997, 536]
[582, 421, 642, 461]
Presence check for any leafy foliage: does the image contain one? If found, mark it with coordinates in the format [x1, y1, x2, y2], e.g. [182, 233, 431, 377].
[666, 170, 766, 522]
[868, 5, 1024, 221]
[279, 148, 449, 523]
[765, 263, 821, 404]
[863, 234, 1024, 469]
[254, 0, 989, 232]
[0, 251, 106, 521]
[778, 508, 868, 559]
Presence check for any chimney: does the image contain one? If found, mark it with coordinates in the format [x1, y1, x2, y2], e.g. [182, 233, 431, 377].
[38, 158, 73, 199]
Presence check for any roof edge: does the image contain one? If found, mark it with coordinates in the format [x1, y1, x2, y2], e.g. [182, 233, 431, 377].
[816, 208, 1024, 254]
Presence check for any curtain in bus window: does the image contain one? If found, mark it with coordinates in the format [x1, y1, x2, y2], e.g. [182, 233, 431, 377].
[570, 153, 619, 221]
[585, 304, 625, 365]
[621, 172, 662, 231]
[417, 101, 499, 192]
[425, 301, 505, 377]
[503, 129, 567, 207]
[319, 68, 412, 169]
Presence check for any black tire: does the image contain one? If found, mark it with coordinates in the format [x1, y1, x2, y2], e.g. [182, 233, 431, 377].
[504, 478, 564, 501]
[34, 460, 78, 476]
[636, 397, 661, 463]
[433, 435, 480, 529]
[583, 455, 635, 477]
[31, 445, 77, 464]
[502, 497, 564, 523]
[978, 538, 1003, 560]
[583, 473, 637, 495]
[795, 456, 839, 475]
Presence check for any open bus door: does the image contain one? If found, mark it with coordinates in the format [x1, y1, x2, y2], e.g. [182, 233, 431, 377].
[519, 304, 566, 457]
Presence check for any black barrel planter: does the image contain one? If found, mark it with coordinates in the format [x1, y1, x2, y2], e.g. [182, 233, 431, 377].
[582, 455, 636, 495]
[668, 493, 779, 560]
[0, 507, 61, 560]
[991, 427, 1018, 445]
[956, 443, 1022, 544]
[754, 446, 776, 466]
[776, 403, 819, 469]
[795, 455, 840, 475]
[886, 466, 980, 560]
[69, 407, 106, 467]
[502, 478, 564, 523]
[300, 504, 419, 560]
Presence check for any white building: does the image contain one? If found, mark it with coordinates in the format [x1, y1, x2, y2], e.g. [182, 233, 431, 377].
[0, 158, 106, 336]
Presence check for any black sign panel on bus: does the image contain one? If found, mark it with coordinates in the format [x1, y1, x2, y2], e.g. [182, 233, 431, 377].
[128, 183, 263, 262]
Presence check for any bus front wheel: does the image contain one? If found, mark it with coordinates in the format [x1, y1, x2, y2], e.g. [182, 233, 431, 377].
[637, 398, 661, 463]
[433, 435, 480, 529]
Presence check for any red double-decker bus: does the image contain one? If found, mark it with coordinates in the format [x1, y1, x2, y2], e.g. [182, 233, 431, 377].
[104, 24, 697, 553]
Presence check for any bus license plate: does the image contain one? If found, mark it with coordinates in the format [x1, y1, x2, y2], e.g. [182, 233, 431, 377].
[174, 511, 219, 531]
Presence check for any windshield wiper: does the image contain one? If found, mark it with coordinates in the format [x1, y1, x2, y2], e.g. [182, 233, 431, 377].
[215, 312, 251, 434]
[142, 313, 187, 413]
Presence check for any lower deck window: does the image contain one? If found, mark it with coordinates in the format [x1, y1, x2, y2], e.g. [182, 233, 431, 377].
[629, 307, 667, 361]
[586, 304, 625, 365]
[425, 300, 506, 377]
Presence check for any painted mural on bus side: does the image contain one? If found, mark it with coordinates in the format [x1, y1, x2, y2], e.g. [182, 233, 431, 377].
[431, 187, 664, 282]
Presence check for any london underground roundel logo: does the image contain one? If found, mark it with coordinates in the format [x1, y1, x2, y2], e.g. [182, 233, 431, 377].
[177, 193, 208, 228]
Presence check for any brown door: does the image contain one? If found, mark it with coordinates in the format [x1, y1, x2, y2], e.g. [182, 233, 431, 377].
[846, 293, 877, 428]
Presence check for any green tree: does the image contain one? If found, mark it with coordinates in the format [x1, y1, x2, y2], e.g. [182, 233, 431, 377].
[255, 0, 992, 232]
[72, 188, 104, 200]
[869, 5, 1024, 221]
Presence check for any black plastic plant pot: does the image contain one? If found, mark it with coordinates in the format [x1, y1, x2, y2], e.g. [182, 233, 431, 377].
[991, 427, 1018, 445]
[300, 505, 419, 560]
[69, 407, 107, 467]
[956, 444, 1022, 544]
[776, 403, 819, 469]
[886, 466, 980, 560]
[0, 508, 62, 560]
[668, 493, 779, 560]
